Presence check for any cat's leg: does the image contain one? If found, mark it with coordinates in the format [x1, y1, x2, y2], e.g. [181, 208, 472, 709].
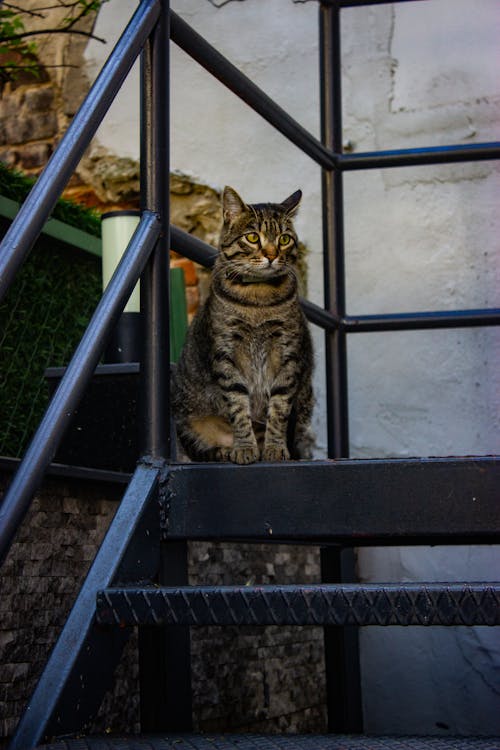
[291, 423, 315, 460]
[262, 387, 294, 462]
[211, 351, 259, 464]
[223, 394, 259, 464]
[290, 380, 315, 460]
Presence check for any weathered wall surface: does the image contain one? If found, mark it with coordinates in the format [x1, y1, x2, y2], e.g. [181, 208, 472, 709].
[0, 0, 94, 176]
[339, 2, 500, 734]
[82, 0, 500, 736]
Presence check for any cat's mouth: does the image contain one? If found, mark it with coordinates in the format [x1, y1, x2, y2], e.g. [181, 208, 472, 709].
[227, 265, 287, 284]
[229, 271, 287, 285]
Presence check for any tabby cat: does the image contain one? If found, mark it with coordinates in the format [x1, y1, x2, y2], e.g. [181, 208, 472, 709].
[172, 186, 314, 464]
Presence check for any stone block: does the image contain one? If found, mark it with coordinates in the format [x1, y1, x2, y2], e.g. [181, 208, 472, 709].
[62, 496, 81, 514]
[0, 147, 19, 166]
[19, 141, 51, 170]
[1, 662, 30, 684]
[37, 494, 63, 512]
[4, 112, 56, 145]
[23, 86, 55, 114]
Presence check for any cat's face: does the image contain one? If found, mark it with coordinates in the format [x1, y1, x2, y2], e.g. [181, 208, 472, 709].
[218, 186, 302, 282]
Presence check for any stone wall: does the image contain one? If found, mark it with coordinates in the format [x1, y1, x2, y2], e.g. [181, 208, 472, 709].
[0, 0, 95, 178]
[0, 470, 326, 743]
[189, 542, 326, 734]
[0, 471, 137, 744]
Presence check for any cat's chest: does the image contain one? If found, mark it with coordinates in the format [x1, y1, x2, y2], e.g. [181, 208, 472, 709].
[236, 338, 279, 422]
[234, 333, 281, 383]
[212, 299, 296, 385]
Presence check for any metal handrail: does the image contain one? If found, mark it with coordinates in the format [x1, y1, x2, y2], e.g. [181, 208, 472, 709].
[1, 0, 499, 562]
[340, 142, 500, 170]
[171, 226, 500, 333]
[0, 0, 160, 303]
[0, 212, 161, 565]
[170, 12, 500, 174]
[0, 0, 167, 566]
[170, 11, 336, 171]
[170, 225, 342, 331]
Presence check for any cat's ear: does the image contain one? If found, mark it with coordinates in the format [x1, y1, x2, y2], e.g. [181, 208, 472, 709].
[222, 186, 247, 224]
[281, 189, 302, 217]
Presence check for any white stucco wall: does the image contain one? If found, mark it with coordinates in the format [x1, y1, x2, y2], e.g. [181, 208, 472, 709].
[84, 0, 500, 735]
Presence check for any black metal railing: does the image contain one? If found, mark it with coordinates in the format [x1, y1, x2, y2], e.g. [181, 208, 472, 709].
[0, 0, 499, 742]
[1, 0, 499, 565]
[0, 0, 165, 564]
[170, 3, 500, 457]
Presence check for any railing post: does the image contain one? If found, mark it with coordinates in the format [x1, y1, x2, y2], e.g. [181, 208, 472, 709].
[140, 0, 171, 461]
[320, 1, 348, 460]
[319, 0, 363, 734]
[139, 0, 192, 731]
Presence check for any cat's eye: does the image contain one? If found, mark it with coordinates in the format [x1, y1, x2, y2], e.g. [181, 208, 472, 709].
[279, 234, 292, 246]
[245, 232, 260, 244]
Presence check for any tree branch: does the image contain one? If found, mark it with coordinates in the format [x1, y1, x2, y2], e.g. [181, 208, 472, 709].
[1, 28, 107, 44]
[0, 63, 78, 70]
[2, 4, 46, 18]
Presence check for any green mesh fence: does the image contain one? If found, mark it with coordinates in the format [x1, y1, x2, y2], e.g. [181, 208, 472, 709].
[0, 235, 102, 458]
[0, 166, 189, 461]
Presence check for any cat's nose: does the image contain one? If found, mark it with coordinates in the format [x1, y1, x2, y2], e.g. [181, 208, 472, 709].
[263, 244, 277, 261]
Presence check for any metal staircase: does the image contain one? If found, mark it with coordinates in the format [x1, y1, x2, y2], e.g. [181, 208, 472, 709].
[0, 1, 499, 748]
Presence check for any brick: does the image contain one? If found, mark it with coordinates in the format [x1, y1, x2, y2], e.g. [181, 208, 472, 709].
[185, 285, 200, 314]
[170, 256, 198, 286]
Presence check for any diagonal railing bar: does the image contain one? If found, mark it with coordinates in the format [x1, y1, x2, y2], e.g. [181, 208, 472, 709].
[170, 224, 218, 267]
[0, 0, 161, 304]
[0, 212, 161, 567]
[170, 224, 341, 330]
[169, 11, 336, 171]
[169, 13, 500, 177]
[339, 142, 500, 170]
[9, 462, 162, 750]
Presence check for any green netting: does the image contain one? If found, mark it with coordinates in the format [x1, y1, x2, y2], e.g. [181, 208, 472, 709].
[0, 236, 102, 457]
[0, 165, 188, 460]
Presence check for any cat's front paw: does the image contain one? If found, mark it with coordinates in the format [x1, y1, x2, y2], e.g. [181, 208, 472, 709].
[262, 443, 290, 462]
[230, 445, 259, 464]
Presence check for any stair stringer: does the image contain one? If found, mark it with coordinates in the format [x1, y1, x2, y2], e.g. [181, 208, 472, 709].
[9, 461, 164, 750]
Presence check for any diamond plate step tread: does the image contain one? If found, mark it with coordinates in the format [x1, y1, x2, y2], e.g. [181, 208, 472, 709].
[96, 583, 500, 627]
[35, 735, 500, 750]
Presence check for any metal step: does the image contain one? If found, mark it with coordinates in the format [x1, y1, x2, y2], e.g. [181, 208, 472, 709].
[163, 458, 500, 544]
[35, 734, 500, 749]
[96, 583, 500, 627]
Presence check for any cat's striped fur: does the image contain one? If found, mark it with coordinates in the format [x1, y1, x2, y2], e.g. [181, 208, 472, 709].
[172, 186, 314, 464]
